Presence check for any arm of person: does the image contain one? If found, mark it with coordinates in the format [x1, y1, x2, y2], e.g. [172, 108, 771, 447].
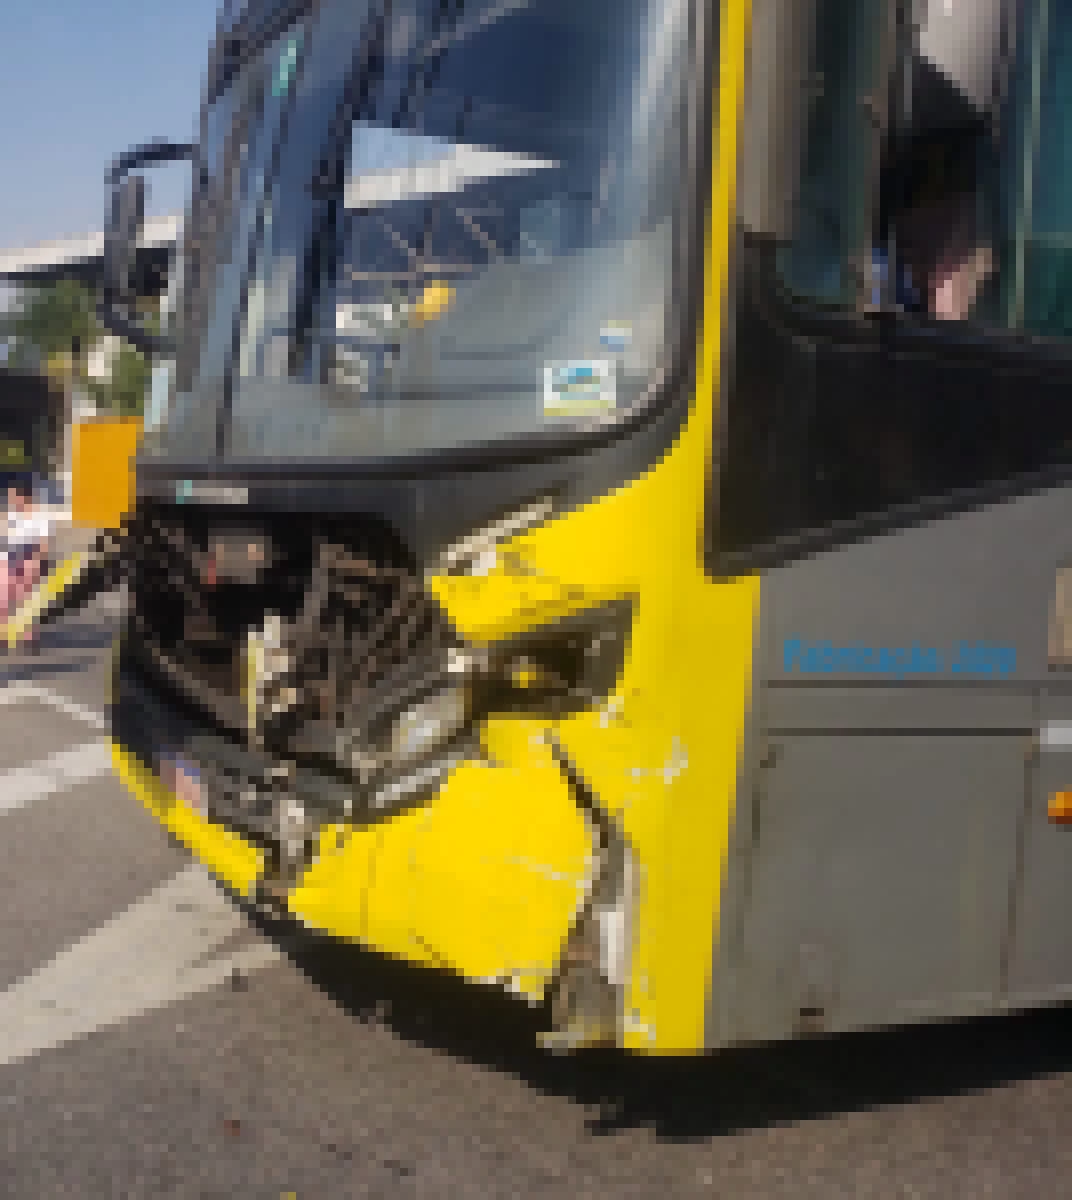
[932, 243, 995, 321]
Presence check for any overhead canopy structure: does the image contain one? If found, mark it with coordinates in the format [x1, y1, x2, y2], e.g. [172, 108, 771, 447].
[0, 213, 182, 290]
[0, 216, 183, 505]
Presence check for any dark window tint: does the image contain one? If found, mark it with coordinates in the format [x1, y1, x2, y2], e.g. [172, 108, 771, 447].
[717, 0, 1072, 568]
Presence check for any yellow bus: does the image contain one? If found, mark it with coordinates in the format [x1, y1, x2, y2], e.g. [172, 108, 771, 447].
[29, 0, 1072, 1054]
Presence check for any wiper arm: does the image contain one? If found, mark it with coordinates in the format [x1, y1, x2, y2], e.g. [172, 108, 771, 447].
[378, 217, 420, 264]
[454, 205, 501, 258]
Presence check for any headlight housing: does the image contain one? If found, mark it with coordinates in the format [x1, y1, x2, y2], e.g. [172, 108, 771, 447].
[476, 599, 634, 720]
[388, 684, 469, 763]
[329, 600, 633, 802]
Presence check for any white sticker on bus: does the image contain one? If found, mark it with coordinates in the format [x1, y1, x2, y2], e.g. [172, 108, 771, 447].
[1040, 722, 1072, 749]
[543, 360, 616, 418]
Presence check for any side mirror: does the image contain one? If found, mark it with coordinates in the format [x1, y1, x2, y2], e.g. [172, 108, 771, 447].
[100, 139, 195, 359]
[103, 175, 146, 309]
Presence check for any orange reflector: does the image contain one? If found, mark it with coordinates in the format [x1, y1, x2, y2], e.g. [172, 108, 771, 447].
[1048, 792, 1072, 825]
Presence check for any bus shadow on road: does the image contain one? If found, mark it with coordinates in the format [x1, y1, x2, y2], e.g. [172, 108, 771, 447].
[0, 658, 94, 685]
[0, 618, 116, 684]
[247, 906, 1072, 1141]
[36, 621, 115, 653]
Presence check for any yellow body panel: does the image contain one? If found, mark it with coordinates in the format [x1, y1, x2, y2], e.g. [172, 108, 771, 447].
[71, 417, 141, 530]
[361, 807, 443, 969]
[293, 745, 592, 1000]
[405, 756, 590, 993]
[429, 556, 618, 645]
[289, 823, 382, 943]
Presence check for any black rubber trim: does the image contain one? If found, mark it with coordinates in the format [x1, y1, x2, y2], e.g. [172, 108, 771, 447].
[716, 457, 1072, 578]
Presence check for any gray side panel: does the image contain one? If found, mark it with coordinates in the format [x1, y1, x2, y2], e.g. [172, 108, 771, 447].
[733, 733, 1024, 1043]
[1005, 691, 1072, 1004]
[720, 480, 1072, 1047]
[762, 486, 1063, 686]
[765, 686, 1032, 732]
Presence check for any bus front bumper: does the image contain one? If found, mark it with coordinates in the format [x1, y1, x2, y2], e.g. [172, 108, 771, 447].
[110, 660, 624, 1046]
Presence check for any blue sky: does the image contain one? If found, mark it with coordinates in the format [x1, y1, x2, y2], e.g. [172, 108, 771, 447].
[0, 0, 220, 248]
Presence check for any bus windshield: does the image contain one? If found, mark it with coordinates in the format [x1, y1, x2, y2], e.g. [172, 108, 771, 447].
[148, 0, 697, 460]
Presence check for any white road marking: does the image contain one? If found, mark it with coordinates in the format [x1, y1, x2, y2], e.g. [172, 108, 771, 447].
[0, 683, 111, 815]
[0, 682, 280, 1066]
[0, 864, 281, 1069]
[0, 740, 113, 815]
[0, 682, 108, 732]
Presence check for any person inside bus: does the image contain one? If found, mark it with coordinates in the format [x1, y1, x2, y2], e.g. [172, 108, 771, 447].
[0, 479, 51, 652]
[875, 125, 998, 323]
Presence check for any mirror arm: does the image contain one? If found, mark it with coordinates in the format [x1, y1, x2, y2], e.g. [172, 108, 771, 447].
[102, 141, 194, 359]
[96, 300, 174, 359]
[106, 140, 196, 186]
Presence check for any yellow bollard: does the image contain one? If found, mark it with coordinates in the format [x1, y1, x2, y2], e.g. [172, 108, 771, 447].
[71, 416, 142, 530]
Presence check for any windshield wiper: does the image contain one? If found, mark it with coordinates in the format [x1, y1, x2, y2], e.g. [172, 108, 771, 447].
[454, 206, 500, 257]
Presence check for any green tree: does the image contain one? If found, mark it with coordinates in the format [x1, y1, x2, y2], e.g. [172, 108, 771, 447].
[2, 278, 154, 417]
[1, 278, 100, 372]
[87, 341, 152, 417]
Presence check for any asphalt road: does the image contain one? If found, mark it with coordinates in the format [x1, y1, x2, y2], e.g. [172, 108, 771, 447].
[4, 591, 1072, 1199]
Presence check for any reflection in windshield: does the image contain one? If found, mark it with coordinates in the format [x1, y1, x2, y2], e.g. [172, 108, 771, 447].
[161, 0, 697, 460]
[147, 21, 309, 457]
[345, 125, 559, 211]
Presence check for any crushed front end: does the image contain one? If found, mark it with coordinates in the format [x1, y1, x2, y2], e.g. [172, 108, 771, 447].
[108, 502, 636, 1050]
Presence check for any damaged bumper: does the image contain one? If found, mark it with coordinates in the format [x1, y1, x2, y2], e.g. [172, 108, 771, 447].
[111, 658, 635, 1049]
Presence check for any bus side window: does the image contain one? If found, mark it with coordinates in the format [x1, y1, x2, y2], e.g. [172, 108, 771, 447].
[1011, 2, 1072, 338]
[775, 0, 890, 311]
[780, 0, 1072, 338]
[717, 0, 1072, 567]
[781, 0, 1014, 325]
[886, 2, 1072, 338]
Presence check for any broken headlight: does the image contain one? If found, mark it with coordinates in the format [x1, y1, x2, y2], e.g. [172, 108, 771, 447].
[388, 684, 469, 763]
[476, 599, 634, 720]
[330, 601, 633, 798]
